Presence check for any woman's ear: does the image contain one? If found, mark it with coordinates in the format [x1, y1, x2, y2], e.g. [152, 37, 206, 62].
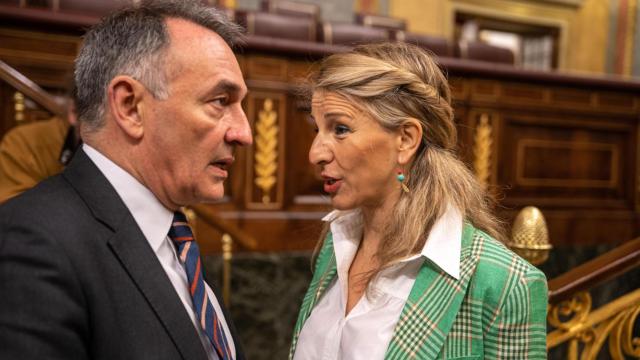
[107, 75, 147, 140]
[397, 118, 423, 165]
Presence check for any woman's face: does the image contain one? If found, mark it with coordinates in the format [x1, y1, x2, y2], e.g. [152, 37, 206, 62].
[309, 91, 401, 211]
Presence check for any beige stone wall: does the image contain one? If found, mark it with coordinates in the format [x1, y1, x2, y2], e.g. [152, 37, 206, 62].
[390, 0, 610, 74]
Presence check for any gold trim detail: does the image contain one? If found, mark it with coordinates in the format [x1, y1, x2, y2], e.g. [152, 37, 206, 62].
[548, 289, 640, 359]
[221, 233, 233, 307]
[548, 291, 593, 331]
[254, 99, 278, 204]
[623, 0, 637, 75]
[13, 92, 25, 123]
[473, 113, 492, 188]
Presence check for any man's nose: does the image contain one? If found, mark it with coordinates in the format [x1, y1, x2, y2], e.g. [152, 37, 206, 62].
[225, 107, 253, 146]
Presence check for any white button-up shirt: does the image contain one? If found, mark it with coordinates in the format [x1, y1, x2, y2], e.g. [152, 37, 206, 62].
[83, 144, 235, 360]
[294, 206, 462, 360]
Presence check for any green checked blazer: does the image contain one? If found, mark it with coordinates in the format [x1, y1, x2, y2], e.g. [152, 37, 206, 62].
[289, 223, 548, 359]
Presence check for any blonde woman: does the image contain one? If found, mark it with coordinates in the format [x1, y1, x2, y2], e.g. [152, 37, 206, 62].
[289, 43, 547, 360]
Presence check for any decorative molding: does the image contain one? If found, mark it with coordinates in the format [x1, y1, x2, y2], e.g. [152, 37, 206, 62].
[245, 94, 286, 210]
[548, 289, 640, 359]
[472, 113, 492, 188]
[254, 98, 278, 204]
[221, 233, 232, 307]
[548, 291, 593, 332]
[515, 139, 619, 188]
[13, 91, 24, 123]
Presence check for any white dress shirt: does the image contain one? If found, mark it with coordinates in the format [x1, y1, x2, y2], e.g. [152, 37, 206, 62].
[293, 206, 462, 360]
[83, 144, 235, 360]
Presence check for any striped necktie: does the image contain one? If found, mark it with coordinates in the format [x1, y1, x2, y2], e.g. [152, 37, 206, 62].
[169, 211, 232, 360]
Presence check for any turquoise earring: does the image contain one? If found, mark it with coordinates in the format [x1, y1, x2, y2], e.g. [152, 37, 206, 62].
[396, 169, 410, 193]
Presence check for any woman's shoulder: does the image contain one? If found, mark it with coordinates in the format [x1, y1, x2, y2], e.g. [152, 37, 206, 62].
[466, 225, 547, 300]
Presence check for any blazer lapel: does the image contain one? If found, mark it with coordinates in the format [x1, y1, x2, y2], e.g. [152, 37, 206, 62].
[385, 224, 481, 360]
[63, 150, 208, 360]
[289, 233, 337, 359]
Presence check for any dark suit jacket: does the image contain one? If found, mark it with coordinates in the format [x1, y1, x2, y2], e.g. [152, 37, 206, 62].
[0, 150, 245, 360]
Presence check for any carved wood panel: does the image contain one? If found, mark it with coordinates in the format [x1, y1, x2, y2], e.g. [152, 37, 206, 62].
[496, 112, 634, 208]
[2, 26, 640, 251]
[244, 93, 286, 210]
[0, 28, 78, 88]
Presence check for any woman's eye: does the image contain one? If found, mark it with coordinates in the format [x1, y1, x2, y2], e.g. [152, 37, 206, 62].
[334, 124, 351, 136]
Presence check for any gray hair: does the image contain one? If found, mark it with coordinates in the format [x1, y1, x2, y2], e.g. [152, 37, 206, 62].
[74, 0, 244, 130]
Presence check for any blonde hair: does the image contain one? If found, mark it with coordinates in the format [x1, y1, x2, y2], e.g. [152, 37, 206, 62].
[311, 42, 504, 275]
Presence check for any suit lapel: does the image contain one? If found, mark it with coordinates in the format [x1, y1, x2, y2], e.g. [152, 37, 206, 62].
[385, 224, 481, 360]
[108, 218, 209, 360]
[63, 150, 208, 360]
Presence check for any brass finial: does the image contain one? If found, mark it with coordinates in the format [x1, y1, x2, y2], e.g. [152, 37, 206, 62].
[508, 206, 552, 265]
[221, 233, 233, 307]
[14, 92, 25, 123]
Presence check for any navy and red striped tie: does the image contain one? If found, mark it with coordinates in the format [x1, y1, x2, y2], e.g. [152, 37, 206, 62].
[169, 211, 232, 360]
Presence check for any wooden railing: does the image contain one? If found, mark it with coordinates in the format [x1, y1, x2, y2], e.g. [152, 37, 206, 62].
[547, 238, 640, 359]
[548, 239, 640, 303]
[0, 60, 65, 118]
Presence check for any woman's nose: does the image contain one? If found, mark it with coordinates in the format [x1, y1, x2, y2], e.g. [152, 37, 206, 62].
[308, 135, 331, 166]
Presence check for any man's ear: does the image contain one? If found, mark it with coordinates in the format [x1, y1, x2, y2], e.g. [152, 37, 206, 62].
[397, 118, 423, 165]
[107, 75, 147, 140]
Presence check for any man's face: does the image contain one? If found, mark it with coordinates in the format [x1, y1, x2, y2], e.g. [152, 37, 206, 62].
[140, 18, 251, 209]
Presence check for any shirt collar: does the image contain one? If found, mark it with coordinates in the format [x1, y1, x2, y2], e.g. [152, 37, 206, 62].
[323, 204, 462, 280]
[82, 144, 173, 252]
[420, 205, 462, 279]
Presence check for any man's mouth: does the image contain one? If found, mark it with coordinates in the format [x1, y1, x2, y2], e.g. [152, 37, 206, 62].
[211, 157, 234, 171]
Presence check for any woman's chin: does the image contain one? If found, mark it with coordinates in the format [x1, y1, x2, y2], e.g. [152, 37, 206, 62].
[329, 198, 356, 211]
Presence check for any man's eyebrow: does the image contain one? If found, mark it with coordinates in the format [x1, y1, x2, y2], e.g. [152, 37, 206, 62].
[211, 80, 243, 95]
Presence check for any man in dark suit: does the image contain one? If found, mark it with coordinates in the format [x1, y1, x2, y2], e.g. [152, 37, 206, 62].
[0, 1, 251, 359]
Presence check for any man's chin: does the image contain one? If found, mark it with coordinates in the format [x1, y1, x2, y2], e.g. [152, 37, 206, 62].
[194, 185, 226, 204]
